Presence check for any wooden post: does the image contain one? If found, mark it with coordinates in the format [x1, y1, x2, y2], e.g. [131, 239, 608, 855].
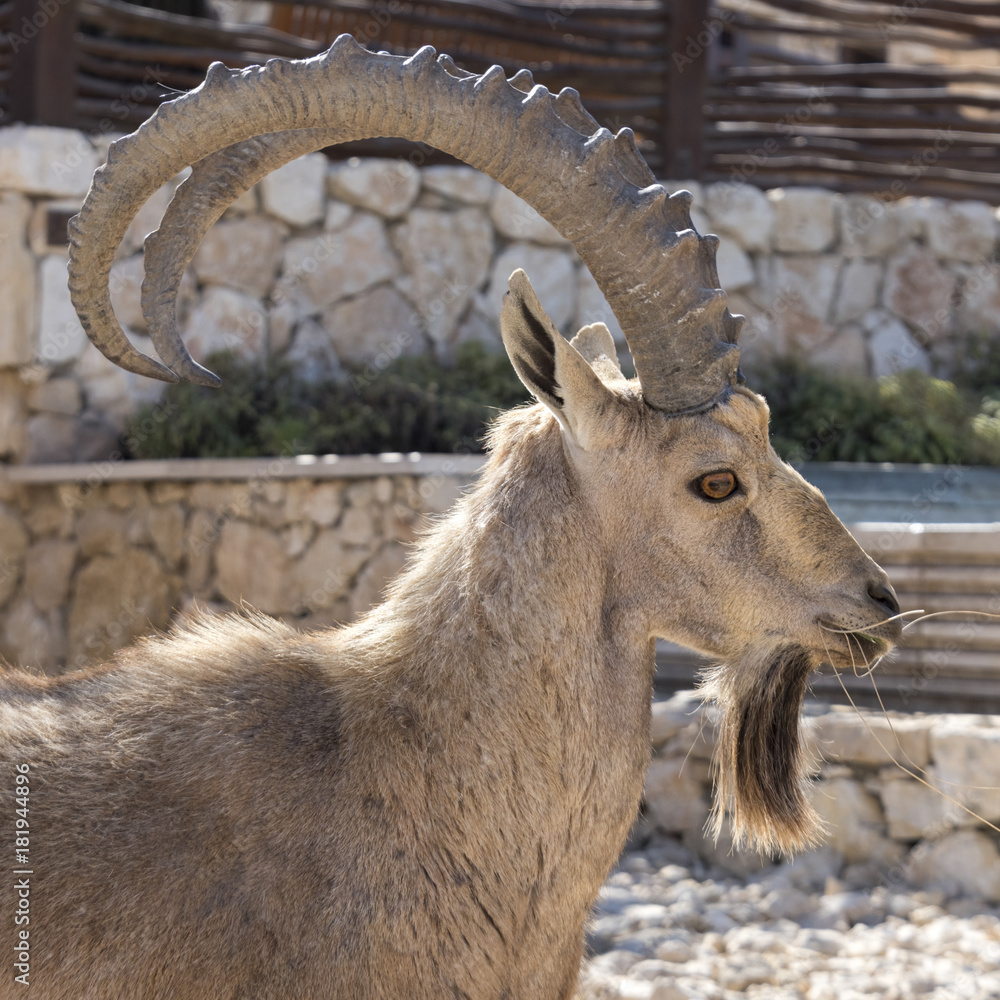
[7, 0, 79, 127]
[664, 0, 709, 181]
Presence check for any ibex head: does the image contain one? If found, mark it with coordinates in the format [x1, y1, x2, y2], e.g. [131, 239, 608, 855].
[68, 38, 900, 857]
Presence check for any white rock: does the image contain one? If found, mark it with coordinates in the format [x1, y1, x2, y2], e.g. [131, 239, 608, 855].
[644, 757, 709, 834]
[922, 199, 998, 262]
[27, 377, 81, 416]
[907, 830, 1000, 902]
[324, 201, 353, 231]
[882, 246, 956, 341]
[322, 283, 424, 366]
[840, 195, 915, 258]
[192, 216, 283, 298]
[108, 254, 147, 332]
[650, 692, 706, 748]
[328, 158, 421, 219]
[715, 241, 754, 291]
[122, 171, 190, 254]
[277, 213, 399, 312]
[576, 268, 626, 346]
[703, 182, 774, 252]
[881, 776, 961, 840]
[260, 153, 328, 227]
[811, 325, 869, 375]
[485, 243, 577, 334]
[422, 166, 496, 205]
[865, 310, 931, 376]
[490, 186, 569, 246]
[809, 710, 930, 768]
[0, 193, 36, 366]
[0, 125, 100, 197]
[769, 187, 839, 253]
[930, 722, 1000, 824]
[38, 255, 87, 365]
[391, 207, 493, 347]
[833, 258, 882, 324]
[759, 255, 839, 349]
[957, 262, 1000, 334]
[183, 286, 267, 361]
[809, 776, 895, 865]
[285, 317, 342, 383]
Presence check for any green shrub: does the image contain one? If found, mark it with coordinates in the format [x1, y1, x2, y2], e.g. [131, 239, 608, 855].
[126, 343, 529, 460]
[748, 359, 1000, 467]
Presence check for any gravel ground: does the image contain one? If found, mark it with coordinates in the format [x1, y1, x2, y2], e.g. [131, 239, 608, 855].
[580, 837, 1000, 1000]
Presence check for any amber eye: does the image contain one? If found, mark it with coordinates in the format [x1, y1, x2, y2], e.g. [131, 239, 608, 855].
[695, 470, 738, 501]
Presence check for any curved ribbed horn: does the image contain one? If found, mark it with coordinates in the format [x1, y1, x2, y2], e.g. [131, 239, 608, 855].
[69, 36, 742, 413]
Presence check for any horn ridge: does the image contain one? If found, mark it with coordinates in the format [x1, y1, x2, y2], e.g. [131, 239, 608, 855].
[69, 36, 740, 411]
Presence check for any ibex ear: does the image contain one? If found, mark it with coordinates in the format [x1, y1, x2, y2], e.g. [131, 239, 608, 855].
[501, 269, 618, 450]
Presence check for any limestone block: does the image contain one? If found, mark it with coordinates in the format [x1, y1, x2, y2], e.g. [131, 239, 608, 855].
[278, 213, 399, 311]
[703, 182, 774, 252]
[906, 830, 1000, 902]
[182, 286, 267, 361]
[260, 153, 327, 227]
[122, 172, 188, 255]
[321, 284, 424, 365]
[810, 776, 895, 865]
[328, 159, 421, 219]
[285, 317, 342, 382]
[349, 543, 408, 618]
[25, 376, 80, 417]
[192, 216, 283, 297]
[392, 207, 493, 346]
[881, 777, 961, 841]
[215, 520, 293, 615]
[922, 199, 998, 262]
[833, 258, 882, 325]
[865, 310, 931, 376]
[38, 255, 87, 365]
[68, 549, 177, 665]
[759, 255, 839, 349]
[0, 507, 29, 609]
[644, 757, 709, 834]
[485, 243, 577, 334]
[223, 184, 258, 217]
[454, 304, 502, 353]
[23, 413, 77, 464]
[0, 193, 36, 366]
[108, 254, 147, 332]
[930, 722, 1000, 824]
[24, 538, 76, 612]
[77, 335, 166, 425]
[77, 508, 131, 557]
[575, 267, 625, 346]
[0, 125, 100, 197]
[0, 597, 65, 671]
[147, 503, 186, 570]
[715, 240, 754, 291]
[292, 529, 370, 611]
[324, 201, 352, 231]
[489, 186, 568, 246]
[421, 166, 496, 205]
[882, 246, 956, 340]
[810, 325, 868, 375]
[809, 710, 930, 768]
[769, 188, 839, 253]
[0, 373, 26, 462]
[840, 195, 915, 258]
[957, 264, 1000, 335]
[650, 691, 708, 748]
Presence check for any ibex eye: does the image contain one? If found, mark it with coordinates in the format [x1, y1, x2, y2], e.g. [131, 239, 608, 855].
[695, 471, 738, 501]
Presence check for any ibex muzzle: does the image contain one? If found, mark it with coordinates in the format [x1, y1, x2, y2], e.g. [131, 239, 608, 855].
[0, 37, 900, 1000]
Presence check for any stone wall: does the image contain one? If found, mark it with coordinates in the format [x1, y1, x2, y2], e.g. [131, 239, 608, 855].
[0, 456, 482, 672]
[645, 690, 1000, 901]
[1, 124, 999, 464]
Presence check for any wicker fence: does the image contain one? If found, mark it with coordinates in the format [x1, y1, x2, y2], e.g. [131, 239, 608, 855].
[3, 0, 1000, 199]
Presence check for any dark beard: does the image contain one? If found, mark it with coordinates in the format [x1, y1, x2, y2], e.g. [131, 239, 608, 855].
[701, 644, 823, 855]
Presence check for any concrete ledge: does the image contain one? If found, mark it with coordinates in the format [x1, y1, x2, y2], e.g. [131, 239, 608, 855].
[0, 453, 488, 484]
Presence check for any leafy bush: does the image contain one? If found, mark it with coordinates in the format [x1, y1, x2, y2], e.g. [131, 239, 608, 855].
[127, 343, 529, 459]
[748, 359, 1000, 467]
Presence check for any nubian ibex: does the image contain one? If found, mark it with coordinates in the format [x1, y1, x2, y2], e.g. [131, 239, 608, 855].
[1, 38, 901, 1000]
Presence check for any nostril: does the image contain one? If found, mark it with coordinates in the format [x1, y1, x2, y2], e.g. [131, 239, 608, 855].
[868, 581, 900, 617]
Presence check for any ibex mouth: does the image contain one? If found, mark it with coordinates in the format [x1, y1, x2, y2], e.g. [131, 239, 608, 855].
[702, 644, 824, 857]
